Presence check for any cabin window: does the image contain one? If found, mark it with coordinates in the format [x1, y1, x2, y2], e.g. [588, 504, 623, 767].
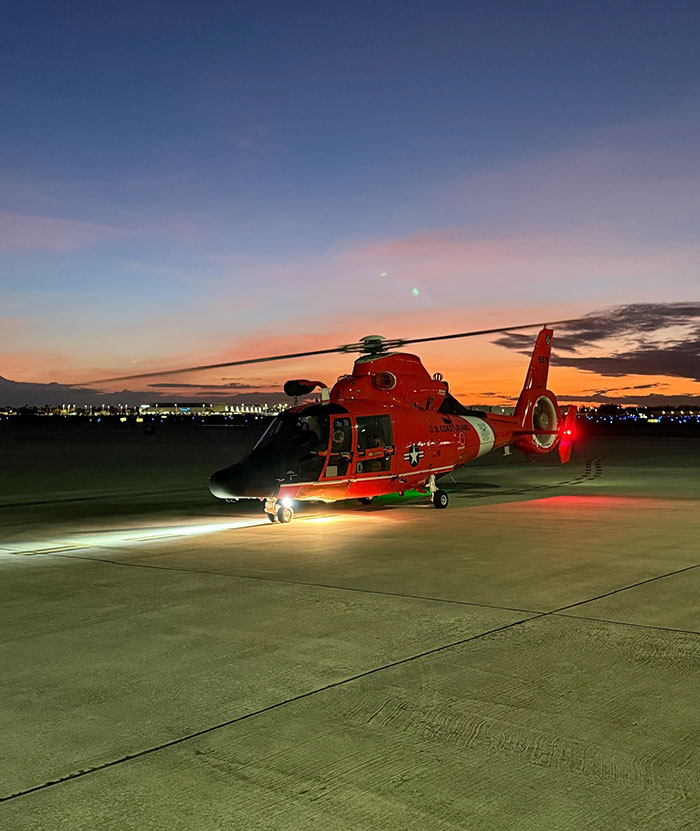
[356, 415, 393, 450]
[355, 415, 393, 474]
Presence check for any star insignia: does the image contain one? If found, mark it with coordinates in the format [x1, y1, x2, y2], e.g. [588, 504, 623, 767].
[403, 443, 424, 467]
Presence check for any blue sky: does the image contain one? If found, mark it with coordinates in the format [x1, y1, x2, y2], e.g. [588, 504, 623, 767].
[1, 0, 699, 402]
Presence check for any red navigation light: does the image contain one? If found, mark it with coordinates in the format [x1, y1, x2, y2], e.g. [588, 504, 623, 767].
[558, 405, 578, 464]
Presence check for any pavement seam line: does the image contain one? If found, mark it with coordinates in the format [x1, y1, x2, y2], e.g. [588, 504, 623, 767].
[546, 561, 700, 616]
[552, 612, 700, 637]
[0, 611, 544, 804]
[56, 552, 541, 615]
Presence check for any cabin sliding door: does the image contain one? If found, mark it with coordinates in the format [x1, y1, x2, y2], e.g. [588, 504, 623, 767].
[323, 416, 353, 477]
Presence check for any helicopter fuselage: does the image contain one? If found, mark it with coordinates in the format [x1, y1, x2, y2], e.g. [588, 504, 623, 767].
[272, 401, 513, 503]
[208, 329, 573, 513]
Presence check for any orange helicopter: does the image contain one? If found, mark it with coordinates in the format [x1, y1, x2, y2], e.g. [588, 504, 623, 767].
[89, 321, 578, 523]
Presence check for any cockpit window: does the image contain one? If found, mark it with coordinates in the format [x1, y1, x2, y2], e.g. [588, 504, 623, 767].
[254, 412, 329, 454]
[251, 411, 330, 482]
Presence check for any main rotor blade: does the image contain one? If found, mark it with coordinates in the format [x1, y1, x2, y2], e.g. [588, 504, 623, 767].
[80, 318, 580, 386]
[399, 318, 580, 347]
[82, 346, 346, 385]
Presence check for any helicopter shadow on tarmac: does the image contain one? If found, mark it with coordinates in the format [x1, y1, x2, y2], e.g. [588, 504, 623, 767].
[445, 481, 502, 492]
[444, 455, 603, 501]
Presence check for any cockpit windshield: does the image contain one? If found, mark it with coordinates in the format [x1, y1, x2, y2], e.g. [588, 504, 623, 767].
[254, 412, 329, 454]
[251, 411, 330, 481]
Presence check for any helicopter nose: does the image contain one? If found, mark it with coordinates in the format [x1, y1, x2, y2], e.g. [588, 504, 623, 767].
[209, 464, 248, 499]
[208, 463, 276, 500]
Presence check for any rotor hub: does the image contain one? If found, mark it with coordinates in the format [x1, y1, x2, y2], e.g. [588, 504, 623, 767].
[340, 335, 405, 356]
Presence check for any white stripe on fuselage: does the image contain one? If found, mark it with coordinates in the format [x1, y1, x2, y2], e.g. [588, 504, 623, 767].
[460, 416, 496, 458]
[282, 464, 457, 489]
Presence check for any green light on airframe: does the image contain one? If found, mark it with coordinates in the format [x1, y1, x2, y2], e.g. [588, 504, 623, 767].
[412, 287, 420, 296]
[377, 489, 423, 503]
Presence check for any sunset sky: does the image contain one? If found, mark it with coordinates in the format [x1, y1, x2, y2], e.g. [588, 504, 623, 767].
[1, 1, 699, 406]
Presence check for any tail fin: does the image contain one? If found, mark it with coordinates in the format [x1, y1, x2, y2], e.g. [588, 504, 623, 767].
[512, 327, 575, 462]
[514, 327, 553, 424]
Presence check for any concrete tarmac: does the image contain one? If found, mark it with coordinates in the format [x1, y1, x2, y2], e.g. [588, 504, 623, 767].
[1, 425, 699, 829]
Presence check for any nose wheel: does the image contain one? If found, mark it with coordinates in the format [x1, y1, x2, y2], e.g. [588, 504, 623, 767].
[264, 498, 294, 523]
[276, 504, 294, 523]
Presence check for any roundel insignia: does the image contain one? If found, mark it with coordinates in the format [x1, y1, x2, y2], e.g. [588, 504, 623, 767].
[403, 443, 424, 467]
[545, 334, 551, 345]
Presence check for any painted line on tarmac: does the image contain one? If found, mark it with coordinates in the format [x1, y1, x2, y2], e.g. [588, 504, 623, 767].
[0, 486, 202, 509]
[0, 544, 93, 556]
[0, 610, 544, 804]
[0, 517, 273, 556]
[129, 534, 186, 542]
[16, 545, 92, 556]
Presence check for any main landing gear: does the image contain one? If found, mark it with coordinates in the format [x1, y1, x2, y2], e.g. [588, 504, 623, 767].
[427, 474, 449, 510]
[264, 498, 294, 524]
[432, 489, 449, 509]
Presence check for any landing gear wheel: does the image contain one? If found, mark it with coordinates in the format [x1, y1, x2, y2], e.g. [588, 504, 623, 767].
[277, 505, 294, 523]
[432, 489, 449, 509]
[358, 497, 374, 505]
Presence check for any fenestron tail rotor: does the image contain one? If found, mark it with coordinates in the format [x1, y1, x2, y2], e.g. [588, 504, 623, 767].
[79, 318, 579, 387]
